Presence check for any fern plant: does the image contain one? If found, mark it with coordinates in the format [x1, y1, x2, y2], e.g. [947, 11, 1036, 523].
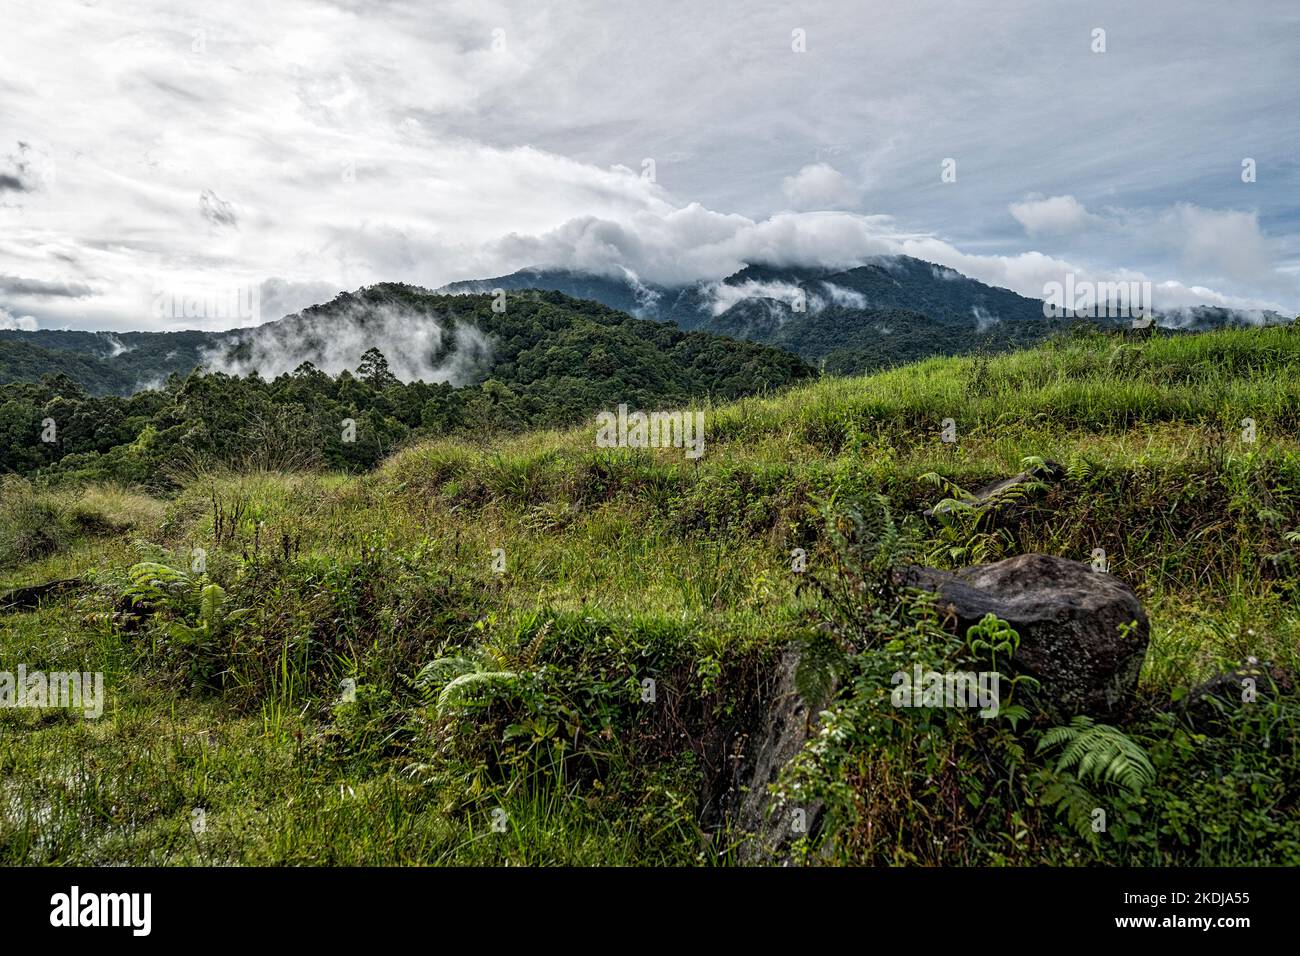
[1063, 453, 1095, 485]
[800, 493, 919, 645]
[920, 458, 1047, 565]
[963, 612, 1038, 726]
[414, 618, 545, 717]
[965, 612, 1018, 672]
[122, 561, 251, 685]
[123, 561, 193, 612]
[434, 669, 521, 714]
[415, 652, 519, 715]
[1037, 716, 1156, 794]
[1035, 716, 1155, 846]
[168, 582, 251, 649]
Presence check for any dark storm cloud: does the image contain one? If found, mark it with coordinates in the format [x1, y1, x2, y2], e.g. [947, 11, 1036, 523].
[0, 275, 93, 297]
[0, 142, 36, 193]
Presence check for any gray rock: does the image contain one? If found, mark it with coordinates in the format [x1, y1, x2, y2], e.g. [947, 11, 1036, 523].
[896, 554, 1148, 715]
[700, 647, 827, 864]
[709, 553, 1149, 861]
[734, 647, 825, 863]
[1182, 658, 1294, 724]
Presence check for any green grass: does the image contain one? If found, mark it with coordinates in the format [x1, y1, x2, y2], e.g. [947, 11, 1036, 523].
[3, 325, 1299, 865]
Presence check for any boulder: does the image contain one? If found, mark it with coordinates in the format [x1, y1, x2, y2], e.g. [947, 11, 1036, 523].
[732, 647, 826, 863]
[699, 646, 827, 864]
[896, 554, 1148, 715]
[1181, 658, 1294, 725]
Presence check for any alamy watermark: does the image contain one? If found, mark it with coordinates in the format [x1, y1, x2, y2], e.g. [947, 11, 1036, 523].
[50, 886, 150, 936]
[595, 403, 705, 459]
[0, 667, 104, 718]
[1041, 274, 1153, 320]
[151, 283, 260, 324]
[891, 664, 1000, 718]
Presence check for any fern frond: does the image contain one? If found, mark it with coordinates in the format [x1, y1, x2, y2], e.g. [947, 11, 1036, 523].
[919, 472, 976, 503]
[198, 582, 226, 625]
[794, 631, 847, 708]
[436, 670, 519, 714]
[1039, 776, 1104, 843]
[415, 655, 477, 689]
[1064, 454, 1095, 484]
[1037, 716, 1155, 795]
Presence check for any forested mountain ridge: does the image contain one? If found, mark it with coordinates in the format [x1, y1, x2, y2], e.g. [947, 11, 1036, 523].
[0, 328, 222, 394]
[0, 283, 811, 395]
[0, 285, 813, 483]
[442, 256, 1294, 372]
[7, 259, 1291, 396]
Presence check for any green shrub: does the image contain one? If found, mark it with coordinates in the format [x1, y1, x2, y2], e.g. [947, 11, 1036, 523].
[0, 476, 72, 567]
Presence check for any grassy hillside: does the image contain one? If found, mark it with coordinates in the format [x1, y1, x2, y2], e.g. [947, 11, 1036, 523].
[2, 325, 1298, 865]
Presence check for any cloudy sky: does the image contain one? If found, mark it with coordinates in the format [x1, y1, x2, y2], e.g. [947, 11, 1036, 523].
[1, 0, 1298, 331]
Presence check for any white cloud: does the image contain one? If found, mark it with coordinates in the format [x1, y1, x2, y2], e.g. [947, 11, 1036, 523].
[103, 333, 133, 356]
[900, 237, 1292, 315]
[708, 279, 807, 316]
[0, 306, 38, 330]
[1168, 203, 1275, 283]
[199, 301, 493, 384]
[486, 205, 907, 287]
[0, 0, 1295, 331]
[820, 282, 867, 308]
[781, 163, 856, 210]
[971, 304, 1001, 332]
[1009, 195, 1098, 236]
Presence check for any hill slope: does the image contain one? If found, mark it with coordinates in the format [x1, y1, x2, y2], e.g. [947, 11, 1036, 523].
[0, 329, 221, 394]
[2, 324, 1298, 866]
[0, 284, 813, 398]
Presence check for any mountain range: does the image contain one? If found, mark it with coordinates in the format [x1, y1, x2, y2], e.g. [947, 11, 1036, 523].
[443, 256, 1294, 374]
[2, 256, 1293, 396]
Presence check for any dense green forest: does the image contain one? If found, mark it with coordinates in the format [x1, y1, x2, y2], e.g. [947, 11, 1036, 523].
[705, 303, 1082, 374]
[0, 329, 219, 396]
[0, 286, 812, 484]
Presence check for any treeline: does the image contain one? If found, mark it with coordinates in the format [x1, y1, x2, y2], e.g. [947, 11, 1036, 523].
[1, 286, 815, 487]
[0, 330, 217, 395]
[0, 284, 815, 398]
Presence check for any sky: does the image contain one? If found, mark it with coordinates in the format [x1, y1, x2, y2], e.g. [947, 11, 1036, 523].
[1, 0, 1298, 331]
